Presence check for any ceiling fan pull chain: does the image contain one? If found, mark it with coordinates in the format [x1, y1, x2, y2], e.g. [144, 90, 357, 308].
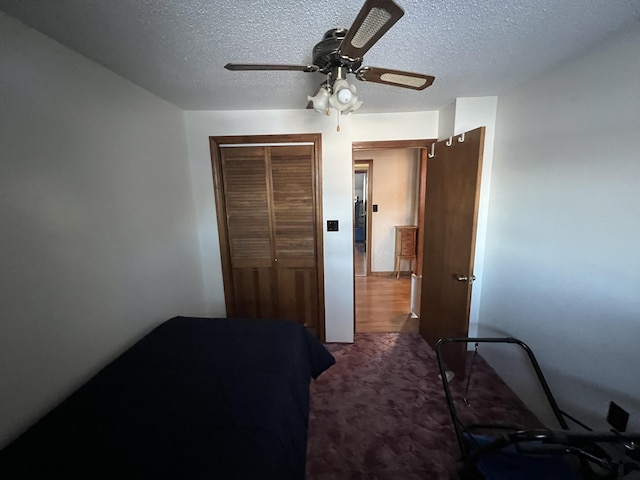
[336, 111, 341, 132]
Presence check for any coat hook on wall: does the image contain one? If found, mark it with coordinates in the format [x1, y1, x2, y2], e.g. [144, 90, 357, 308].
[428, 142, 435, 158]
[446, 137, 453, 147]
[458, 131, 465, 143]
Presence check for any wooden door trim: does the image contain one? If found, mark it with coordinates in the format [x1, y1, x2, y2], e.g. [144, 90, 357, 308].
[353, 159, 373, 276]
[415, 149, 428, 276]
[209, 134, 326, 341]
[353, 139, 433, 151]
[209, 139, 234, 314]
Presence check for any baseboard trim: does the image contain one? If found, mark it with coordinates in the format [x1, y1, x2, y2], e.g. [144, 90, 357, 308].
[368, 271, 412, 278]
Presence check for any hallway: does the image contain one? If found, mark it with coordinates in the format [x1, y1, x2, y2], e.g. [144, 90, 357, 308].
[355, 275, 418, 333]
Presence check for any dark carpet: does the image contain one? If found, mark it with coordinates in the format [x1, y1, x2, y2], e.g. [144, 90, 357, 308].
[306, 332, 541, 479]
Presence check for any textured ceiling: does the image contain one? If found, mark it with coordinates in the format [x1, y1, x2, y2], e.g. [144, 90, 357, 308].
[1, 0, 639, 113]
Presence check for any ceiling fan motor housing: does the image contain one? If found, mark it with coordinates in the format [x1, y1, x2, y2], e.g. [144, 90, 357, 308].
[312, 29, 363, 74]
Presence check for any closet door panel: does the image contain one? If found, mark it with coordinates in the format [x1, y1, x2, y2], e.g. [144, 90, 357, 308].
[270, 145, 319, 329]
[221, 147, 273, 269]
[231, 267, 277, 318]
[275, 267, 319, 332]
[270, 145, 316, 264]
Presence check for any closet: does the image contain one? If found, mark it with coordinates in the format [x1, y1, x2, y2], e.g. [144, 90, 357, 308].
[210, 135, 325, 339]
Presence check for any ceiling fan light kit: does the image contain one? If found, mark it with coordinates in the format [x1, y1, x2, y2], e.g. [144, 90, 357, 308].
[328, 79, 362, 114]
[308, 72, 363, 115]
[225, 0, 435, 121]
[307, 85, 332, 115]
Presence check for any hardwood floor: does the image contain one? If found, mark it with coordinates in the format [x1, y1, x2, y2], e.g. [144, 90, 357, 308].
[354, 240, 418, 333]
[355, 275, 418, 333]
[354, 242, 366, 276]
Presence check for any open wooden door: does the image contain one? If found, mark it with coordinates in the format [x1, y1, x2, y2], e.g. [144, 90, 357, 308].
[419, 127, 485, 379]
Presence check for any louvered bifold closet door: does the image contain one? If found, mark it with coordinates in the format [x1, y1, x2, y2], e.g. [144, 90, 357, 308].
[220, 146, 277, 318]
[270, 145, 320, 334]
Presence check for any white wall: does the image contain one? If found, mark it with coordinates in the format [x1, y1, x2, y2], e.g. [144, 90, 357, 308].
[353, 149, 420, 272]
[185, 110, 439, 342]
[479, 24, 640, 430]
[438, 101, 456, 141]
[352, 111, 438, 141]
[0, 13, 205, 446]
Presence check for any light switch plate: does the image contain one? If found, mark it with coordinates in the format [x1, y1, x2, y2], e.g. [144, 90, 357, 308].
[327, 220, 339, 232]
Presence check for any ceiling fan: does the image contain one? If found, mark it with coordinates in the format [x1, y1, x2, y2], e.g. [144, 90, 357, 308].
[224, 0, 435, 116]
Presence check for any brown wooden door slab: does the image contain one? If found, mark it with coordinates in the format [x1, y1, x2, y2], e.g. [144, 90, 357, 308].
[419, 127, 485, 379]
[270, 145, 320, 334]
[219, 146, 276, 317]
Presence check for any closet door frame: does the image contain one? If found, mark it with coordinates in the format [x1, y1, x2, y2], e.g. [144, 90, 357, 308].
[209, 134, 326, 341]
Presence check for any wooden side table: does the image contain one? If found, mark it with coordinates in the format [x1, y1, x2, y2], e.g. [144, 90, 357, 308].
[394, 225, 418, 278]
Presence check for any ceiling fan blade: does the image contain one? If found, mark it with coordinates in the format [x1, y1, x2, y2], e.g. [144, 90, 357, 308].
[338, 0, 404, 60]
[356, 66, 435, 90]
[225, 63, 319, 72]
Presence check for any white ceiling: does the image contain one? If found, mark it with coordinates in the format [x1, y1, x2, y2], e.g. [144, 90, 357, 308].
[2, 0, 639, 113]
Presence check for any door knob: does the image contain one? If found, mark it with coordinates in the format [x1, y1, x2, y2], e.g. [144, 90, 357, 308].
[455, 274, 476, 283]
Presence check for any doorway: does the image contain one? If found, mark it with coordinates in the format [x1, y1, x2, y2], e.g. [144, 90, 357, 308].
[353, 160, 372, 277]
[352, 140, 431, 333]
[351, 131, 485, 378]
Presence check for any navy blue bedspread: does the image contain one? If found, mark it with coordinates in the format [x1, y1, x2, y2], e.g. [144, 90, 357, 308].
[0, 316, 335, 479]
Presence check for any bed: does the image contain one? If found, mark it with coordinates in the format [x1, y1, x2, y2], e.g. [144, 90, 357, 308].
[0, 316, 335, 479]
